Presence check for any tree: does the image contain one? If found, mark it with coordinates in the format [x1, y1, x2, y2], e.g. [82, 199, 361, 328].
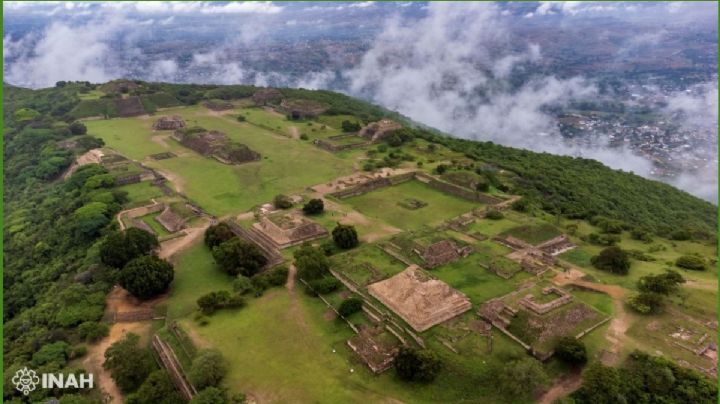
[497, 358, 549, 399]
[475, 181, 490, 193]
[554, 337, 588, 366]
[637, 270, 685, 295]
[306, 277, 340, 295]
[189, 350, 227, 390]
[73, 202, 110, 237]
[294, 244, 330, 280]
[302, 198, 324, 215]
[212, 238, 268, 277]
[69, 121, 87, 135]
[204, 223, 236, 249]
[119, 255, 174, 300]
[435, 164, 449, 174]
[675, 255, 706, 271]
[236, 114, 246, 122]
[103, 333, 155, 394]
[126, 370, 183, 404]
[100, 228, 159, 269]
[341, 120, 361, 132]
[338, 297, 362, 317]
[332, 224, 358, 249]
[485, 210, 504, 220]
[78, 321, 109, 342]
[273, 194, 293, 209]
[628, 291, 665, 314]
[573, 363, 624, 403]
[190, 387, 226, 404]
[591, 246, 630, 275]
[394, 347, 442, 383]
[196, 291, 244, 315]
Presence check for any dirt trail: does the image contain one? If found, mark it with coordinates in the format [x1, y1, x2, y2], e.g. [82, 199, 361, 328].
[537, 372, 583, 404]
[159, 220, 211, 260]
[286, 264, 297, 291]
[154, 168, 186, 193]
[553, 268, 630, 365]
[151, 134, 171, 148]
[322, 198, 401, 242]
[288, 126, 300, 139]
[115, 199, 160, 230]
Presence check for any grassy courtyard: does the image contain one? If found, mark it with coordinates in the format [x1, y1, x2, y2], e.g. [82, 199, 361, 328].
[344, 180, 479, 230]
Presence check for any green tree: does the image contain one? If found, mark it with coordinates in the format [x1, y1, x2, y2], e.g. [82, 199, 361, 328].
[69, 121, 88, 135]
[78, 321, 110, 342]
[126, 370, 183, 404]
[294, 245, 330, 280]
[191, 387, 227, 404]
[338, 297, 363, 317]
[100, 228, 159, 268]
[628, 291, 665, 314]
[204, 223, 236, 249]
[341, 120, 361, 132]
[273, 194, 293, 209]
[73, 202, 110, 237]
[675, 255, 706, 271]
[573, 362, 624, 403]
[332, 224, 358, 249]
[637, 270, 685, 295]
[591, 246, 630, 275]
[103, 333, 155, 394]
[189, 350, 227, 390]
[302, 198, 324, 215]
[554, 337, 588, 366]
[119, 255, 174, 299]
[485, 209, 504, 220]
[212, 238, 268, 277]
[497, 358, 549, 399]
[394, 347, 442, 383]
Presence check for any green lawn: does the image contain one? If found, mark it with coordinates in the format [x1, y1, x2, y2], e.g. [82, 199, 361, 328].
[117, 182, 164, 206]
[344, 180, 479, 231]
[86, 106, 357, 216]
[500, 223, 562, 245]
[140, 212, 170, 236]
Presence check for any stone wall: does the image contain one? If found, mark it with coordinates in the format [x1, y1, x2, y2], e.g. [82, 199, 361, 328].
[416, 172, 503, 204]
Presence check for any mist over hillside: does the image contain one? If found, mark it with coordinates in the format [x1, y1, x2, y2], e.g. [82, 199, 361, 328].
[4, 1, 717, 201]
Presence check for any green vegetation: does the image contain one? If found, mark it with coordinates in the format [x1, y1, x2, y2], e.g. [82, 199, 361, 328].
[211, 238, 268, 277]
[332, 223, 359, 249]
[119, 255, 174, 300]
[394, 347, 443, 383]
[344, 180, 477, 230]
[103, 333, 156, 394]
[591, 246, 631, 274]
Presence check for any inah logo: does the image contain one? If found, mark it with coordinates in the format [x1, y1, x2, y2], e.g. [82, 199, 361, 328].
[12, 367, 40, 395]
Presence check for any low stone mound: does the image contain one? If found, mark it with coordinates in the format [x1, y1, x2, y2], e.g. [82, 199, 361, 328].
[155, 206, 186, 233]
[368, 265, 472, 332]
[203, 99, 234, 111]
[279, 98, 328, 119]
[359, 119, 402, 142]
[252, 88, 283, 106]
[173, 127, 259, 164]
[153, 115, 186, 130]
[115, 96, 146, 117]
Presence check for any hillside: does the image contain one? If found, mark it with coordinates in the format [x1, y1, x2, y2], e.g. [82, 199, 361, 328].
[3, 80, 717, 404]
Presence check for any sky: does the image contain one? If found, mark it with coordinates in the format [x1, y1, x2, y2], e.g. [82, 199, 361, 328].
[3, 1, 718, 202]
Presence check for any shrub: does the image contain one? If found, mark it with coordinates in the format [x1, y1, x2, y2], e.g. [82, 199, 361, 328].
[78, 321, 109, 342]
[212, 238, 267, 277]
[338, 297, 362, 317]
[189, 350, 227, 390]
[119, 255, 174, 300]
[299, 133, 309, 140]
[69, 121, 87, 135]
[591, 246, 630, 275]
[204, 223, 235, 249]
[628, 292, 665, 314]
[675, 255, 706, 271]
[341, 120, 361, 132]
[485, 210, 504, 220]
[197, 291, 245, 315]
[332, 224, 359, 249]
[554, 337, 588, 365]
[273, 194, 293, 209]
[307, 277, 341, 295]
[236, 114, 246, 122]
[294, 244, 330, 280]
[303, 198, 324, 215]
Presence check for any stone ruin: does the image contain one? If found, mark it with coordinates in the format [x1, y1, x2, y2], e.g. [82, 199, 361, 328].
[203, 99, 234, 111]
[172, 127, 260, 164]
[367, 265, 472, 332]
[519, 287, 573, 315]
[536, 235, 577, 256]
[496, 235, 558, 276]
[347, 326, 400, 374]
[359, 119, 403, 142]
[152, 115, 186, 130]
[252, 88, 283, 106]
[155, 206, 187, 233]
[250, 212, 328, 249]
[478, 299, 518, 328]
[413, 239, 472, 269]
[279, 99, 328, 119]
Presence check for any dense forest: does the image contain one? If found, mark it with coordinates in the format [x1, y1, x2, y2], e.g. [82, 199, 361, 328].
[3, 80, 716, 402]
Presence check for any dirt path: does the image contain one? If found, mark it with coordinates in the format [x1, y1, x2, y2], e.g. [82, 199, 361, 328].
[154, 168, 186, 193]
[322, 198, 402, 242]
[115, 199, 160, 230]
[151, 134, 171, 149]
[286, 264, 297, 291]
[537, 371, 583, 404]
[553, 268, 630, 365]
[159, 220, 211, 260]
[288, 126, 300, 139]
